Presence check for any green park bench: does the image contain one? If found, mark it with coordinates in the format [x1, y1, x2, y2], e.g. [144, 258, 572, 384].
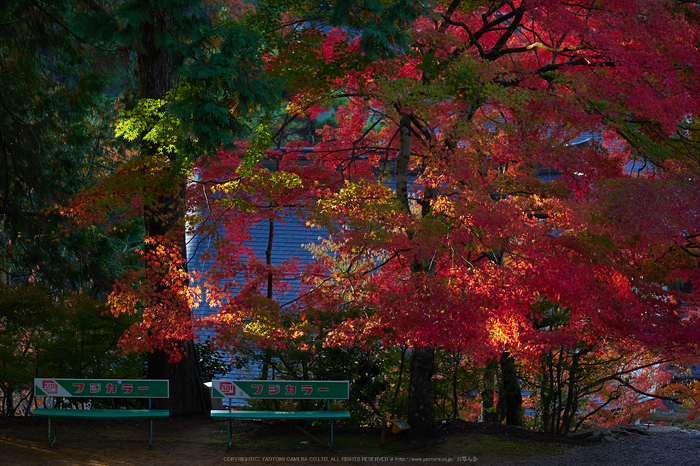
[210, 380, 350, 449]
[33, 378, 170, 448]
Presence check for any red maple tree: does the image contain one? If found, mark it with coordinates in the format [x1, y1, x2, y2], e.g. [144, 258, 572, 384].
[257, 0, 700, 435]
[68, 0, 700, 432]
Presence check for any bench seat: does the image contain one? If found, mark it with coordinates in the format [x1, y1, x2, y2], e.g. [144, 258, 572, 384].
[33, 408, 170, 419]
[211, 409, 350, 420]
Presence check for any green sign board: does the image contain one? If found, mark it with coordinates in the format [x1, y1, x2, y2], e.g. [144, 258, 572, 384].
[211, 380, 349, 399]
[34, 378, 169, 398]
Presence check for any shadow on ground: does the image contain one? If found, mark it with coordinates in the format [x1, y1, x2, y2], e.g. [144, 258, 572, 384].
[0, 416, 593, 465]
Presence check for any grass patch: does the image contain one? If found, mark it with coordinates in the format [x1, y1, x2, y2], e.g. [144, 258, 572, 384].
[466, 434, 565, 456]
[2, 416, 583, 465]
[234, 422, 388, 453]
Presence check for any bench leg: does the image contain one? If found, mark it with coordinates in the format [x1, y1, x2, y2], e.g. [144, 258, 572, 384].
[48, 418, 56, 448]
[227, 419, 233, 450]
[149, 419, 153, 449]
[330, 420, 334, 449]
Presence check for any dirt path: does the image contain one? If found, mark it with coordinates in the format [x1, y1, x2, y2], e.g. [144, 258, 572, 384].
[0, 416, 586, 465]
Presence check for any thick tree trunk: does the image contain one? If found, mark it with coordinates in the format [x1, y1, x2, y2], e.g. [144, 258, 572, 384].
[138, 6, 209, 415]
[141, 164, 210, 414]
[500, 351, 523, 426]
[137, 8, 178, 101]
[407, 346, 435, 440]
[148, 342, 210, 414]
[398, 113, 438, 438]
[142, 176, 210, 414]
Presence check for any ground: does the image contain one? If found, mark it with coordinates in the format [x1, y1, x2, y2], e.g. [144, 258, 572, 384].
[0, 416, 585, 465]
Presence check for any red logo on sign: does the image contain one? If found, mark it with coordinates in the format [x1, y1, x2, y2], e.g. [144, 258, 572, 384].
[42, 380, 59, 395]
[219, 382, 236, 395]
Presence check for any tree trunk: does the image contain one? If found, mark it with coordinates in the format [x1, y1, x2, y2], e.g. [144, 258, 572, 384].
[4, 386, 13, 416]
[541, 353, 554, 433]
[261, 218, 274, 380]
[407, 346, 435, 440]
[480, 359, 499, 423]
[451, 356, 459, 420]
[148, 342, 210, 414]
[558, 351, 581, 436]
[139, 6, 208, 415]
[500, 351, 523, 426]
[497, 379, 507, 423]
[396, 113, 437, 437]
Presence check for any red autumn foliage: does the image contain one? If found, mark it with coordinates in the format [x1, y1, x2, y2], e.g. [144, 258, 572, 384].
[108, 236, 200, 362]
[68, 2, 700, 398]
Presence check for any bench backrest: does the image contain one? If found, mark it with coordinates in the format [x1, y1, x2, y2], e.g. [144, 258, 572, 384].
[211, 380, 349, 400]
[34, 378, 169, 398]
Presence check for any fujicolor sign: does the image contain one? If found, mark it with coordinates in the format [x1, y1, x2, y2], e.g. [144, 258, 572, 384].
[211, 380, 349, 399]
[34, 378, 169, 398]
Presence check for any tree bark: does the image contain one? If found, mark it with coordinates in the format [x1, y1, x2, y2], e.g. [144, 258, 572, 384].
[407, 346, 435, 439]
[397, 113, 438, 438]
[558, 351, 581, 435]
[480, 359, 499, 423]
[500, 351, 523, 426]
[139, 6, 209, 415]
[541, 352, 554, 433]
[148, 341, 210, 414]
